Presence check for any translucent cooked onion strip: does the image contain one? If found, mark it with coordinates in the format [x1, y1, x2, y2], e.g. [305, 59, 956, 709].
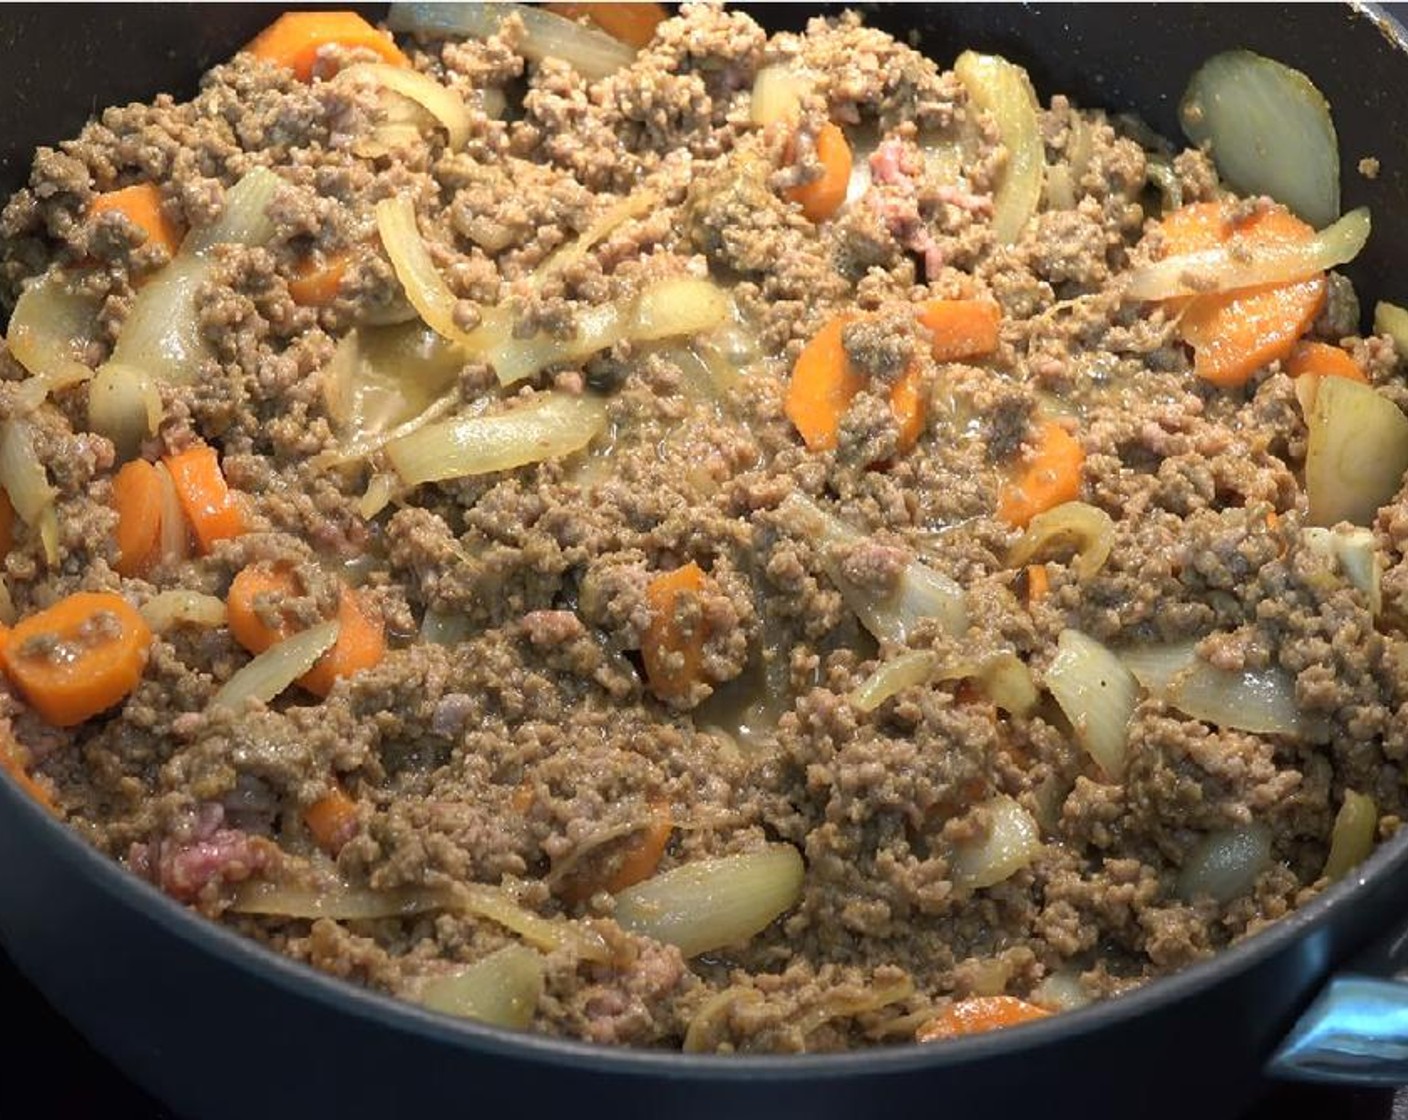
[212, 620, 340, 711]
[613, 845, 805, 959]
[1302, 526, 1381, 615]
[139, 590, 228, 633]
[230, 879, 447, 919]
[1045, 629, 1138, 780]
[1303, 374, 1408, 528]
[531, 191, 658, 290]
[953, 51, 1043, 244]
[1120, 639, 1198, 696]
[1177, 824, 1272, 904]
[1180, 50, 1339, 229]
[781, 493, 968, 642]
[750, 64, 809, 127]
[1375, 301, 1408, 357]
[388, 3, 636, 82]
[153, 461, 189, 566]
[386, 392, 607, 486]
[414, 944, 546, 1028]
[375, 194, 483, 349]
[0, 579, 15, 627]
[949, 796, 1042, 889]
[88, 362, 162, 463]
[1323, 790, 1377, 882]
[185, 166, 282, 255]
[0, 419, 55, 526]
[1166, 659, 1308, 738]
[1125, 207, 1370, 303]
[450, 883, 610, 961]
[338, 63, 472, 150]
[1008, 500, 1115, 580]
[850, 650, 939, 712]
[322, 322, 464, 446]
[6, 274, 99, 394]
[492, 303, 623, 386]
[631, 277, 731, 342]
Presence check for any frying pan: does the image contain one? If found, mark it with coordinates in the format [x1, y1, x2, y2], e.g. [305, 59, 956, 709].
[1, 4, 1407, 1117]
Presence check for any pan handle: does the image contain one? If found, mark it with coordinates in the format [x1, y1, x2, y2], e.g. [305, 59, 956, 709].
[1267, 908, 1408, 1084]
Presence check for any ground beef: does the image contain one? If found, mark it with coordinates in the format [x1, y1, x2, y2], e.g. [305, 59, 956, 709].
[0, 2, 1402, 1058]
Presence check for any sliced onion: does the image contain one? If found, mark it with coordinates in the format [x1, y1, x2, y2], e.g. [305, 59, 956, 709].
[1045, 629, 1138, 781]
[88, 362, 162, 463]
[1145, 158, 1183, 215]
[1180, 50, 1339, 229]
[153, 461, 190, 566]
[211, 620, 340, 712]
[1323, 789, 1378, 882]
[0, 579, 15, 626]
[1177, 823, 1272, 904]
[388, 3, 636, 81]
[953, 51, 1043, 244]
[982, 652, 1040, 717]
[140, 590, 227, 633]
[1302, 526, 1381, 615]
[492, 302, 624, 386]
[792, 976, 914, 1038]
[0, 418, 55, 525]
[1374, 300, 1408, 358]
[375, 194, 483, 349]
[1030, 971, 1091, 1012]
[631, 277, 731, 342]
[531, 191, 658, 291]
[1166, 660, 1307, 737]
[421, 607, 473, 646]
[414, 944, 545, 1028]
[750, 64, 808, 127]
[613, 845, 804, 959]
[949, 795, 1042, 889]
[1120, 639, 1198, 695]
[1008, 500, 1115, 580]
[781, 493, 968, 642]
[338, 64, 471, 150]
[185, 166, 282, 255]
[231, 879, 447, 919]
[6, 273, 99, 393]
[323, 322, 463, 444]
[451, 883, 609, 961]
[850, 650, 939, 713]
[387, 391, 607, 486]
[315, 393, 460, 469]
[37, 506, 59, 567]
[1125, 207, 1370, 303]
[1304, 374, 1408, 528]
[358, 473, 397, 520]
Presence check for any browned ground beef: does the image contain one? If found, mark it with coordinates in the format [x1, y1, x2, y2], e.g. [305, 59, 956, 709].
[0, 5, 1403, 1053]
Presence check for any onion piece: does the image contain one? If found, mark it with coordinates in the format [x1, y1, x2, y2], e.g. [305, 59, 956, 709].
[1125, 206, 1370, 303]
[850, 650, 939, 713]
[188, 166, 282, 254]
[1030, 971, 1091, 1013]
[358, 473, 397, 520]
[231, 879, 447, 919]
[322, 322, 464, 445]
[631, 277, 731, 342]
[1304, 374, 1408, 528]
[0, 418, 55, 526]
[37, 506, 59, 567]
[387, 392, 607, 486]
[88, 362, 162, 463]
[1008, 500, 1115, 580]
[139, 590, 228, 633]
[531, 191, 658, 291]
[153, 462, 189, 566]
[212, 620, 340, 712]
[949, 796, 1042, 889]
[750, 64, 809, 127]
[1374, 300, 1408, 358]
[6, 273, 99, 393]
[1302, 526, 1381, 615]
[387, 3, 636, 82]
[1177, 823, 1272, 904]
[0, 579, 15, 626]
[451, 883, 610, 961]
[338, 63, 471, 150]
[613, 845, 804, 959]
[781, 493, 968, 642]
[953, 51, 1043, 244]
[375, 194, 483, 349]
[982, 652, 1040, 717]
[1045, 629, 1138, 781]
[1323, 790, 1378, 882]
[1166, 659, 1307, 738]
[1120, 639, 1198, 695]
[414, 944, 545, 1028]
[421, 607, 473, 646]
[1180, 50, 1339, 229]
[1144, 158, 1183, 215]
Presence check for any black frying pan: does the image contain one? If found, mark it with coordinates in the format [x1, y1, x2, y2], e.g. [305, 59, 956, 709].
[3, 5, 1408, 1118]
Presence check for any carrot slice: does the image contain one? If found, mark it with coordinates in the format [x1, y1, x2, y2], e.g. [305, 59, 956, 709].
[543, 2, 668, 48]
[304, 780, 360, 855]
[562, 803, 674, 903]
[298, 588, 385, 697]
[916, 996, 1051, 1042]
[245, 11, 409, 82]
[1026, 563, 1049, 603]
[112, 460, 164, 578]
[889, 365, 926, 454]
[289, 250, 351, 307]
[163, 445, 250, 554]
[227, 565, 300, 655]
[785, 316, 864, 452]
[1, 592, 153, 727]
[786, 122, 853, 223]
[997, 422, 1085, 529]
[1285, 340, 1369, 384]
[0, 725, 57, 813]
[642, 562, 710, 700]
[918, 299, 1002, 362]
[90, 184, 184, 258]
[0, 488, 14, 558]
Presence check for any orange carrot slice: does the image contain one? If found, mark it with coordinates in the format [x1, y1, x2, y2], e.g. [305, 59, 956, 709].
[889, 364, 926, 454]
[785, 316, 864, 452]
[916, 996, 1052, 1042]
[0, 725, 57, 813]
[304, 780, 360, 854]
[543, 2, 668, 48]
[227, 566, 300, 655]
[786, 123, 853, 223]
[1026, 563, 1049, 603]
[298, 588, 385, 698]
[1285, 340, 1368, 384]
[245, 11, 409, 82]
[642, 562, 710, 700]
[289, 250, 351, 307]
[112, 460, 164, 577]
[997, 422, 1085, 529]
[1, 592, 153, 727]
[917, 299, 1002, 362]
[90, 184, 185, 258]
[163, 445, 250, 554]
